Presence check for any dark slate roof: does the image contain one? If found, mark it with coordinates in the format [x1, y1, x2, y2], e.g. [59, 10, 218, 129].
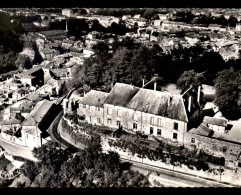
[203, 116, 227, 127]
[104, 83, 140, 107]
[79, 90, 108, 107]
[22, 100, 54, 126]
[126, 88, 188, 122]
[23, 66, 42, 76]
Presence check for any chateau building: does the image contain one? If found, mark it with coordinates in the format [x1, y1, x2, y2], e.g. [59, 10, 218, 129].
[65, 82, 201, 144]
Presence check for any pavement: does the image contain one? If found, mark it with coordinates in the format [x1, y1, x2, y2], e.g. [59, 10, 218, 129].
[0, 135, 37, 161]
[125, 158, 236, 187]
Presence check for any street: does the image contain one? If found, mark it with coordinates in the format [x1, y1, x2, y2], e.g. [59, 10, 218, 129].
[124, 158, 236, 187]
[0, 135, 37, 161]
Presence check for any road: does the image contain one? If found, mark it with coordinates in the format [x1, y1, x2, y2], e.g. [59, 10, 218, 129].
[47, 109, 79, 151]
[0, 136, 37, 161]
[122, 158, 236, 187]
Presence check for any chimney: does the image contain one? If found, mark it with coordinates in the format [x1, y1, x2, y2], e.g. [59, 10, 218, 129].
[154, 82, 157, 91]
[132, 84, 135, 90]
[66, 21, 68, 32]
[188, 96, 192, 112]
[142, 79, 145, 87]
[197, 86, 201, 104]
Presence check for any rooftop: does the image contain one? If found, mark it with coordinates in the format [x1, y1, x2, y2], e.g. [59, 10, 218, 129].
[79, 90, 108, 107]
[203, 116, 227, 127]
[104, 83, 140, 107]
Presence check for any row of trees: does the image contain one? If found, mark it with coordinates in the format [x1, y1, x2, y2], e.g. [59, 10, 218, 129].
[95, 8, 167, 20]
[21, 135, 149, 188]
[49, 19, 132, 38]
[72, 37, 227, 91]
[173, 11, 238, 27]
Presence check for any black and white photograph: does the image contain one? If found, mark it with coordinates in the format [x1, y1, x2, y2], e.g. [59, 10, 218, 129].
[0, 1, 240, 189]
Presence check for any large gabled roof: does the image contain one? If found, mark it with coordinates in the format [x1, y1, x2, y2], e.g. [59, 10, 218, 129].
[104, 83, 140, 107]
[22, 100, 54, 127]
[126, 88, 188, 122]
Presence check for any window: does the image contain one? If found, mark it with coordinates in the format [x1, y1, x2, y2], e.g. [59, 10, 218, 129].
[107, 119, 112, 125]
[223, 146, 227, 153]
[117, 109, 121, 117]
[157, 129, 161, 135]
[89, 116, 92, 122]
[107, 107, 112, 115]
[174, 122, 178, 130]
[83, 104, 86, 108]
[150, 117, 155, 125]
[133, 123, 137, 129]
[191, 138, 195, 143]
[117, 121, 121, 127]
[150, 127, 154, 134]
[97, 118, 101, 124]
[133, 113, 138, 121]
[157, 118, 162, 127]
[173, 133, 177, 139]
[96, 107, 100, 111]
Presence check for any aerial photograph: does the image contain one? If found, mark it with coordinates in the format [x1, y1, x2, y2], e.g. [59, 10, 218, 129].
[0, 5, 240, 188]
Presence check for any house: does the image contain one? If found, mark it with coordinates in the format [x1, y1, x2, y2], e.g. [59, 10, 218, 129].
[203, 116, 227, 133]
[73, 83, 201, 144]
[21, 99, 56, 148]
[17, 66, 44, 87]
[150, 31, 161, 42]
[62, 8, 74, 17]
[185, 117, 241, 168]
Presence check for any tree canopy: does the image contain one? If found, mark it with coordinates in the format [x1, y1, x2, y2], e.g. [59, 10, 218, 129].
[214, 68, 241, 120]
[21, 135, 149, 188]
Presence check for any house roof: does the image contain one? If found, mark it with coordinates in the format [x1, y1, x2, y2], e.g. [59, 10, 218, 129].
[23, 66, 42, 76]
[203, 116, 227, 127]
[24, 93, 44, 103]
[22, 128, 40, 136]
[126, 88, 188, 122]
[22, 100, 54, 127]
[79, 90, 108, 107]
[189, 123, 213, 136]
[104, 83, 140, 107]
[0, 115, 22, 125]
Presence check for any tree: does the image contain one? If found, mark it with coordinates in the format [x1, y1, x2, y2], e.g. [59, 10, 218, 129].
[58, 82, 69, 97]
[228, 15, 238, 27]
[214, 68, 241, 120]
[15, 54, 32, 69]
[176, 70, 205, 93]
[92, 41, 109, 56]
[196, 52, 226, 85]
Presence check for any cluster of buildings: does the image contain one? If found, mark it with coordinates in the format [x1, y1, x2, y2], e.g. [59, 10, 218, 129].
[63, 81, 241, 169]
[0, 8, 241, 171]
